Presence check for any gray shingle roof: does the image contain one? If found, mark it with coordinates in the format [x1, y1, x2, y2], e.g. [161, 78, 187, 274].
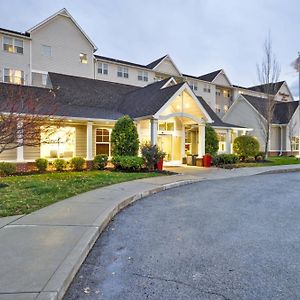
[94, 55, 147, 69]
[146, 55, 168, 69]
[242, 94, 299, 124]
[0, 27, 30, 37]
[247, 81, 285, 95]
[198, 69, 222, 82]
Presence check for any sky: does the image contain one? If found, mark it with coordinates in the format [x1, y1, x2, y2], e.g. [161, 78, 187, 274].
[1, 0, 300, 98]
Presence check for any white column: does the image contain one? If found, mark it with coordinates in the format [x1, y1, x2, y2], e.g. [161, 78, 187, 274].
[198, 124, 205, 158]
[225, 129, 231, 154]
[181, 126, 185, 159]
[150, 119, 158, 146]
[16, 120, 24, 162]
[86, 122, 93, 160]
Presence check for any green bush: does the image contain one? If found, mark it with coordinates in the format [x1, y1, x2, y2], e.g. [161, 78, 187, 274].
[213, 154, 239, 166]
[255, 151, 265, 162]
[205, 124, 219, 156]
[111, 115, 139, 156]
[112, 155, 144, 171]
[35, 158, 48, 172]
[0, 162, 16, 176]
[94, 154, 108, 170]
[233, 135, 260, 161]
[69, 157, 85, 171]
[141, 142, 165, 171]
[53, 159, 67, 171]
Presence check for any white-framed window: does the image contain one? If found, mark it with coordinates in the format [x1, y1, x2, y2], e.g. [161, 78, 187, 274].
[216, 89, 221, 96]
[215, 104, 221, 113]
[158, 122, 175, 132]
[223, 90, 231, 98]
[3, 68, 24, 84]
[79, 53, 88, 64]
[3, 36, 23, 54]
[291, 137, 299, 151]
[189, 81, 198, 91]
[204, 84, 211, 93]
[138, 70, 148, 82]
[117, 66, 129, 78]
[224, 105, 229, 113]
[218, 133, 226, 152]
[42, 45, 52, 57]
[96, 128, 111, 156]
[98, 62, 108, 75]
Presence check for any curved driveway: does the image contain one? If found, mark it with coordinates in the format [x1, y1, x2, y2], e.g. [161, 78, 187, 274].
[65, 172, 300, 299]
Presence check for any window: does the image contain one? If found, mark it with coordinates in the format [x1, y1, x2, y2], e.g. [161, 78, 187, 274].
[80, 53, 88, 64]
[4, 68, 24, 84]
[138, 70, 148, 82]
[223, 90, 231, 98]
[204, 84, 211, 93]
[98, 62, 108, 75]
[3, 36, 23, 54]
[40, 127, 75, 158]
[292, 137, 299, 151]
[158, 122, 174, 131]
[218, 133, 226, 152]
[42, 45, 52, 57]
[216, 89, 221, 96]
[117, 66, 129, 78]
[96, 128, 110, 155]
[189, 81, 198, 91]
[224, 105, 229, 113]
[215, 104, 221, 113]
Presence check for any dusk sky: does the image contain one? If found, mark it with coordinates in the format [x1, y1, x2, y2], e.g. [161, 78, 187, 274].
[1, 0, 299, 98]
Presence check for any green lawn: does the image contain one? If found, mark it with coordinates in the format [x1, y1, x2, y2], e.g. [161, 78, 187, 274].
[236, 156, 300, 168]
[0, 171, 162, 217]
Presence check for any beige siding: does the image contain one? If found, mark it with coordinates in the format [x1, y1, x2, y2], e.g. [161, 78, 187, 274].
[31, 15, 94, 80]
[213, 72, 231, 87]
[24, 145, 40, 160]
[0, 33, 31, 85]
[173, 136, 182, 160]
[75, 125, 87, 157]
[153, 58, 180, 76]
[275, 83, 293, 102]
[270, 126, 280, 150]
[0, 148, 17, 161]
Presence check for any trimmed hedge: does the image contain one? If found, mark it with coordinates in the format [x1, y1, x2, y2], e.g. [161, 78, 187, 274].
[35, 158, 48, 172]
[0, 162, 16, 176]
[112, 155, 144, 171]
[213, 154, 239, 166]
[69, 157, 85, 171]
[53, 159, 67, 171]
[93, 154, 108, 170]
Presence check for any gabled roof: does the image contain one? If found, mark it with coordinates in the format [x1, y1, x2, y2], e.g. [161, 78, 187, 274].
[241, 94, 299, 124]
[27, 8, 97, 51]
[247, 81, 285, 95]
[0, 27, 30, 38]
[196, 96, 244, 129]
[146, 55, 168, 69]
[198, 69, 222, 82]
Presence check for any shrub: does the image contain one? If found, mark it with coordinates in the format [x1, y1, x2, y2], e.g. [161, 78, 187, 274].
[255, 151, 265, 162]
[111, 115, 139, 156]
[0, 162, 16, 176]
[69, 156, 85, 171]
[35, 158, 48, 172]
[205, 124, 219, 156]
[112, 155, 144, 171]
[53, 158, 67, 171]
[141, 142, 166, 171]
[213, 154, 239, 166]
[94, 154, 108, 170]
[233, 135, 260, 160]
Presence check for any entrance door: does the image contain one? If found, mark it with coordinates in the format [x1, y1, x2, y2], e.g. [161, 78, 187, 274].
[158, 134, 172, 161]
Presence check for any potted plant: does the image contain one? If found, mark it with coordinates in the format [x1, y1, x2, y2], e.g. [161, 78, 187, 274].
[155, 149, 166, 171]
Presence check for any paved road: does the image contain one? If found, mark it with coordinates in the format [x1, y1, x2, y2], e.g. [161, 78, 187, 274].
[64, 172, 300, 300]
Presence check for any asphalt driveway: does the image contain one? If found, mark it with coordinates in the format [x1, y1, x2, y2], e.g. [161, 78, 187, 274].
[64, 172, 300, 300]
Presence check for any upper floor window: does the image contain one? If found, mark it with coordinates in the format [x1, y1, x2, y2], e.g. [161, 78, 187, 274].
[224, 105, 229, 113]
[189, 81, 198, 91]
[215, 104, 221, 113]
[117, 66, 129, 78]
[216, 89, 221, 96]
[3, 36, 23, 54]
[42, 45, 52, 57]
[223, 90, 231, 98]
[138, 70, 148, 82]
[79, 53, 88, 64]
[4, 68, 24, 84]
[204, 84, 211, 93]
[98, 62, 108, 75]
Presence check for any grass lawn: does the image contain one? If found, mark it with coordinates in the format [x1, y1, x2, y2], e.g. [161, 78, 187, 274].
[0, 170, 162, 217]
[236, 156, 300, 168]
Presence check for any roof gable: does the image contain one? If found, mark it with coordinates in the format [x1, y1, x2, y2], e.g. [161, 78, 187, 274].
[212, 69, 231, 86]
[147, 55, 181, 76]
[198, 69, 222, 82]
[247, 81, 285, 95]
[27, 8, 97, 51]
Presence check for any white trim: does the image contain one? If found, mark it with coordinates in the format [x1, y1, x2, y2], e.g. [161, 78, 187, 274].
[0, 30, 31, 40]
[159, 112, 205, 125]
[161, 77, 177, 89]
[212, 69, 232, 86]
[27, 8, 97, 51]
[151, 54, 182, 76]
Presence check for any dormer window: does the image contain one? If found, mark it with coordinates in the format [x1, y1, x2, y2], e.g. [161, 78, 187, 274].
[80, 53, 88, 64]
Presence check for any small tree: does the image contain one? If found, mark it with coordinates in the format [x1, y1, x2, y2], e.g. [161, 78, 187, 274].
[205, 124, 219, 156]
[111, 115, 139, 156]
[233, 135, 260, 161]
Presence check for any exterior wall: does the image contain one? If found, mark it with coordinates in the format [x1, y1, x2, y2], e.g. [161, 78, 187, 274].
[270, 126, 280, 151]
[213, 72, 231, 87]
[24, 145, 40, 160]
[195, 81, 217, 109]
[215, 86, 233, 117]
[153, 58, 180, 76]
[0, 33, 31, 85]
[0, 148, 17, 161]
[275, 83, 293, 102]
[75, 125, 87, 157]
[286, 107, 300, 152]
[223, 98, 266, 151]
[31, 15, 94, 82]
[95, 60, 156, 87]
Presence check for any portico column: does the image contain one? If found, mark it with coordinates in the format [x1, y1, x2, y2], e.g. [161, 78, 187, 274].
[17, 120, 24, 162]
[86, 121, 93, 160]
[225, 129, 231, 154]
[181, 126, 185, 159]
[198, 124, 205, 158]
[150, 119, 158, 146]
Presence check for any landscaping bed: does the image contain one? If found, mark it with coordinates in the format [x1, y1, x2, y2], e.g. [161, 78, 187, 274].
[0, 170, 163, 217]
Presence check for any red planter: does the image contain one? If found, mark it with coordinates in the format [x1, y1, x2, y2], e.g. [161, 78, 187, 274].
[156, 159, 163, 171]
[203, 154, 212, 168]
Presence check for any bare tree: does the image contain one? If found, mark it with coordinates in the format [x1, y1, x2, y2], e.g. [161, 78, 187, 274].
[0, 84, 60, 154]
[257, 33, 281, 159]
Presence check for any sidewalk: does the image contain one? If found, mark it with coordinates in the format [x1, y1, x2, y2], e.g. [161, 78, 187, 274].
[0, 164, 299, 300]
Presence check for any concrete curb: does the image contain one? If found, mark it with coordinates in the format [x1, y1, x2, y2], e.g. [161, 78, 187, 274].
[257, 167, 300, 175]
[37, 178, 201, 300]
